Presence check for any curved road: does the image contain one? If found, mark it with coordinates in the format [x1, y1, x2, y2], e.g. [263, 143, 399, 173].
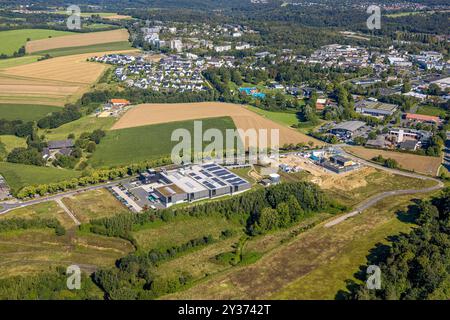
[0, 146, 445, 226]
[324, 146, 444, 227]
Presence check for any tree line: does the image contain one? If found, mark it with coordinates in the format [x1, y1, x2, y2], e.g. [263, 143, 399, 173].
[347, 189, 450, 300]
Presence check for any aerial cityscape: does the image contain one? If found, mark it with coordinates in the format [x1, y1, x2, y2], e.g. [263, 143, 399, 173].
[0, 0, 448, 307]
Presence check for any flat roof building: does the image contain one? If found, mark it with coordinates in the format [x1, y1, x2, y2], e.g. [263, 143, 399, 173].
[153, 163, 251, 207]
[329, 121, 365, 136]
[355, 100, 398, 117]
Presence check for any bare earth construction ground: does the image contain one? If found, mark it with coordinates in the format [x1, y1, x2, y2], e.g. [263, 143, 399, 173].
[112, 102, 324, 147]
[25, 29, 129, 53]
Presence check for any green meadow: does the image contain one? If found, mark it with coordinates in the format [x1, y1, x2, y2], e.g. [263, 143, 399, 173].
[0, 29, 73, 56]
[32, 41, 133, 57]
[89, 117, 237, 168]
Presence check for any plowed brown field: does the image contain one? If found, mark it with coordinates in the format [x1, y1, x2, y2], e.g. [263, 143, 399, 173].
[112, 102, 324, 147]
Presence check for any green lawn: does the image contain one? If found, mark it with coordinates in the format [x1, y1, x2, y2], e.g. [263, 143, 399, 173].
[0, 201, 75, 229]
[0, 103, 61, 121]
[0, 135, 27, 159]
[40, 116, 116, 141]
[0, 29, 73, 56]
[246, 105, 300, 127]
[89, 117, 237, 168]
[416, 105, 447, 118]
[0, 162, 81, 194]
[0, 56, 41, 69]
[32, 41, 133, 57]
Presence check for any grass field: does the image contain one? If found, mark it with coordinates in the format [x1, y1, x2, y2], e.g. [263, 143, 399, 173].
[61, 189, 128, 224]
[32, 41, 132, 58]
[0, 29, 73, 56]
[89, 117, 237, 168]
[166, 191, 435, 299]
[0, 56, 41, 69]
[344, 146, 442, 176]
[0, 201, 75, 229]
[245, 105, 300, 127]
[132, 214, 243, 252]
[40, 116, 116, 140]
[0, 103, 61, 121]
[416, 105, 447, 118]
[25, 29, 129, 53]
[0, 162, 81, 194]
[0, 228, 133, 279]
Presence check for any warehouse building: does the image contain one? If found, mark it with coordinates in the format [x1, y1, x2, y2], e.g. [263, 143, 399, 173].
[329, 121, 365, 137]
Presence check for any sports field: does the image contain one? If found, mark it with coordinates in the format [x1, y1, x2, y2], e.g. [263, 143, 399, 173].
[112, 102, 324, 147]
[0, 29, 73, 56]
[89, 116, 237, 168]
[26, 29, 129, 53]
[344, 146, 442, 176]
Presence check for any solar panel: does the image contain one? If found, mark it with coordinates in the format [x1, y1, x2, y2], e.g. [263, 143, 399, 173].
[205, 165, 220, 171]
[221, 174, 236, 180]
[202, 163, 216, 169]
[203, 182, 216, 190]
[212, 177, 227, 186]
[200, 170, 212, 177]
[213, 170, 229, 176]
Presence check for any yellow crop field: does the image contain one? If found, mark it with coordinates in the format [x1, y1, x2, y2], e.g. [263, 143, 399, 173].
[25, 29, 129, 53]
[0, 50, 136, 106]
[112, 102, 324, 147]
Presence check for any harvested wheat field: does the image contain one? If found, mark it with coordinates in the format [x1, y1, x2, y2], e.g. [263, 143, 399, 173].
[0, 50, 136, 106]
[345, 146, 442, 176]
[112, 102, 324, 147]
[25, 29, 129, 53]
[104, 14, 132, 20]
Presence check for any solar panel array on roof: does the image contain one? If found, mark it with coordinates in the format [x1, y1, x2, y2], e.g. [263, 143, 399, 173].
[200, 170, 212, 177]
[212, 177, 227, 186]
[204, 181, 216, 190]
